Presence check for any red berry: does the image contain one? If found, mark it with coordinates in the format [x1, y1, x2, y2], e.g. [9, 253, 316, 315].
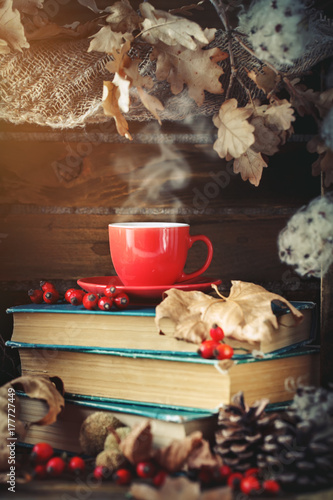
[219, 464, 232, 481]
[104, 285, 118, 298]
[43, 289, 60, 304]
[263, 479, 280, 495]
[136, 460, 157, 479]
[40, 281, 56, 292]
[240, 476, 261, 495]
[93, 465, 109, 481]
[113, 468, 132, 485]
[244, 467, 260, 478]
[31, 442, 54, 464]
[227, 472, 243, 490]
[69, 290, 85, 306]
[198, 339, 219, 359]
[114, 292, 130, 309]
[153, 470, 167, 487]
[68, 456, 85, 474]
[28, 289, 44, 304]
[65, 288, 77, 303]
[46, 456, 66, 476]
[98, 296, 113, 311]
[82, 293, 99, 310]
[209, 324, 225, 341]
[33, 464, 47, 479]
[213, 343, 234, 360]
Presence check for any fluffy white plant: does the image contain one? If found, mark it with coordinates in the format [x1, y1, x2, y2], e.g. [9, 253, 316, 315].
[278, 194, 333, 278]
[238, 0, 314, 67]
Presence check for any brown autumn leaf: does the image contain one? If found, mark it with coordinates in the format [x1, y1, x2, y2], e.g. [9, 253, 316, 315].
[233, 148, 268, 187]
[105, 0, 142, 34]
[137, 86, 164, 124]
[88, 26, 132, 54]
[186, 438, 221, 470]
[130, 475, 201, 500]
[102, 81, 132, 140]
[213, 99, 255, 159]
[250, 116, 280, 156]
[151, 31, 226, 107]
[246, 66, 280, 95]
[0, 375, 64, 471]
[0, 0, 29, 53]
[311, 148, 333, 187]
[119, 419, 153, 464]
[153, 431, 203, 472]
[264, 98, 296, 131]
[140, 1, 212, 50]
[155, 281, 303, 345]
[13, 0, 43, 15]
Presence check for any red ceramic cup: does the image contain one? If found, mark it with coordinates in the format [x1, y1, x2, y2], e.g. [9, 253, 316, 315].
[108, 222, 213, 286]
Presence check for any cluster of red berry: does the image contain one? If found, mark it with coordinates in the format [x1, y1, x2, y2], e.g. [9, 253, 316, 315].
[28, 281, 130, 311]
[30, 442, 85, 479]
[198, 325, 234, 360]
[94, 459, 166, 487]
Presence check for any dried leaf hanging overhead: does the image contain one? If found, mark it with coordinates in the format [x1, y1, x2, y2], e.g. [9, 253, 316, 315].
[155, 281, 303, 345]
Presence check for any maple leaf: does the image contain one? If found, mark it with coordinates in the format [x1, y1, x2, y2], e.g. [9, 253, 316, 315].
[102, 81, 132, 140]
[155, 281, 303, 344]
[140, 2, 211, 50]
[137, 86, 164, 124]
[151, 35, 225, 106]
[233, 148, 268, 186]
[105, 0, 142, 34]
[246, 66, 280, 95]
[213, 99, 255, 159]
[0, 0, 29, 52]
[130, 475, 201, 500]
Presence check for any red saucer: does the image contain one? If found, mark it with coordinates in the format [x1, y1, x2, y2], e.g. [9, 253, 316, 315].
[77, 276, 222, 301]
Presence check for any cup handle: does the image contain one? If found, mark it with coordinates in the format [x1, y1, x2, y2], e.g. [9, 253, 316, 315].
[178, 234, 213, 283]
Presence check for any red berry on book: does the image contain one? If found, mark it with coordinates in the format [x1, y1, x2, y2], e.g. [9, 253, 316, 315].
[114, 292, 129, 309]
[104, 285, 118, 298]
[113, 468, 132, 485]
[227, 472, 243, 490]
[82, 293, 99, 310]
[213, 343, 234, 360]
[33, 464, 47, 479]
[198, 339, 219, 359]
[46, 456, 66, 476]
[43, 289, 60, 304]
[69, 290, 85, 306]
[40, 281, 57, 292]
[209, 324, 225, 341]
[68, 456, 85, 474]
[136, 460, 157, 478]
[31, 442, 54, 464]
[263, 479, 280, 495]
[28, 289, 44, 304]
[240, 476, 261, 495]
[153, 470, 167, 487]
[98, 296, 113, 311]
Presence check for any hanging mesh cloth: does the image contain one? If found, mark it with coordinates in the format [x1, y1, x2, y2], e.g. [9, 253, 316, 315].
[0, 16, 333, 129]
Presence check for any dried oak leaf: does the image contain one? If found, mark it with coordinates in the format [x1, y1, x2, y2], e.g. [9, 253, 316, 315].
[233, 148, 268, 187]
[0, 0, 29, 53]
[13, 0, 43, 15]
[213, 99, 255, 159]
[153, 431, 203, 472]
[309, 137, 333, 187]
[119, 419, 153, 464]
[140, 2, 211, 50]
[105, 0, 142, 34]
[102, 81, 132, 139]
[186, 438, 221, 470]
[137, 86, 164, 124]
[250, 116, 280, 156]
[151, 33, 225, 107]
[88, 26, 132, 54]
[264, 98, 296, 132]
[130, 475, 201, 500]
[246, 66, 280, 95]
[155, 281, 303, 344]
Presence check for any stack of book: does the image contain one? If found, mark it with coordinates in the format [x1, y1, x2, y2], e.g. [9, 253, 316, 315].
[6, 301, 319, 453]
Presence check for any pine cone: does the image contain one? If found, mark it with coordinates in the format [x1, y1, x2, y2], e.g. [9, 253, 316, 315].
[257, 386, 333, 491]
[214, 392, 276, 472]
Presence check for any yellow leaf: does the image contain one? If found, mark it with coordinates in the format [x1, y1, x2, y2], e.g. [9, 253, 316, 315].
[213, 99, 255, 159]
[137, 86, 164, 124]
[102, 81, 132, 140]
[0, 0, 29, 52]
[233, 148, 267, 186]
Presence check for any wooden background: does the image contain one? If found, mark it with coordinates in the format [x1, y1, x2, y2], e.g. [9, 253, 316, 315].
[0, 0, 332, 386]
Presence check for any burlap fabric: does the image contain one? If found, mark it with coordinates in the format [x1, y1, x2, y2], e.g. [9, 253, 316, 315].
[0, 21, 332, 129]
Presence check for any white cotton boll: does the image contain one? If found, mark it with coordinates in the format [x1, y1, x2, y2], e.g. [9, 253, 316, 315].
[238, 0, 313, 67]
[278, 195, 333, 278]
[321, 107, 333, 151]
